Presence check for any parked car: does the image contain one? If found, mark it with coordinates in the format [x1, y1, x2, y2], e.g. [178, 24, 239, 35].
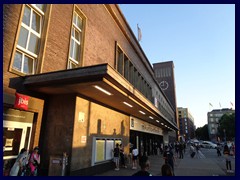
[200, 141, 217, 149]
[190, 139, 200, 146]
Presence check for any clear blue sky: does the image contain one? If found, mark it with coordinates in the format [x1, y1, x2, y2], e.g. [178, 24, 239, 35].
[119, 4, 235, 128]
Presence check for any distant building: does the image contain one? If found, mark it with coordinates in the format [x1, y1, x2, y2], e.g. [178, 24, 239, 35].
[207, 108, 235, 142]
[177, 107, 195, 140]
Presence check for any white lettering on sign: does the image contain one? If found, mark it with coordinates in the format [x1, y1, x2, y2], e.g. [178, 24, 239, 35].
[18, 97, 28, 106]
[14, 93, 29, 110]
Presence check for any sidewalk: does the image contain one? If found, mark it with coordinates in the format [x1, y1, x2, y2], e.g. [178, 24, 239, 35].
[174, 153, 226, 176]
[95, 151, 233, 176]
[95, 154, 164, 176]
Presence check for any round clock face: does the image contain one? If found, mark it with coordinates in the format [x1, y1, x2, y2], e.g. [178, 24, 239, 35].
[159, 81, 169, 90]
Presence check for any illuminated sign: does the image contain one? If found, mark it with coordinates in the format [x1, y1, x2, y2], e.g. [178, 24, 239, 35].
[14, 93, 29, 110]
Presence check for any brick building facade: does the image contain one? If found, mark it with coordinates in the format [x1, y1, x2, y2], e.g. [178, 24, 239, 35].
[3, 4, 178, 175]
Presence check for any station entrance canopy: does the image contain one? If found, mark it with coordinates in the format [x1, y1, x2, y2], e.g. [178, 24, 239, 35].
[24, 63, 178, 131]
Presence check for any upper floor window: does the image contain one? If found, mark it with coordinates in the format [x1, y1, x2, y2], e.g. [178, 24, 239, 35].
[68, 9, 85, 69]
[12, 4, 46, 75]
[115, 44, 152, 102]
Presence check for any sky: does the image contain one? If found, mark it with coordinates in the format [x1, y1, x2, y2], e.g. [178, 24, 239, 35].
[119, 4, 235, 128]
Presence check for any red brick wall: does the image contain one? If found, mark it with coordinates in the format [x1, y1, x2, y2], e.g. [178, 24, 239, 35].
[3, 4, 22, 94]
[42, 5, 73, 72]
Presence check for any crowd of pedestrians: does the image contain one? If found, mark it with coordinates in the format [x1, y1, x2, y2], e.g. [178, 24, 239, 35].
[7, 140, 235, 176]
[112, 140, 235, 176]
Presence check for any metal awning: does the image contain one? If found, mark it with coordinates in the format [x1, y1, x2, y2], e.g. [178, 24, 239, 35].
[24, 63, 178, 131]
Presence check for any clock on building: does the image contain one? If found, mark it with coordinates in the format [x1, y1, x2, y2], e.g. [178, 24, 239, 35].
[159, 81, 169, 90]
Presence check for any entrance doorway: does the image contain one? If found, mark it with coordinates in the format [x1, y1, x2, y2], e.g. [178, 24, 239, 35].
[3, 108, 34, 176]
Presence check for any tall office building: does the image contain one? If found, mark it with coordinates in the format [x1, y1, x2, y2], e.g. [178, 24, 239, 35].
[153, 61, 178, 141]
[178, 107, 195, 140]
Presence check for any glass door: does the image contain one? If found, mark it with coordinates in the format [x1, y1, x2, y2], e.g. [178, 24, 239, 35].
[3, 120, 32, 160]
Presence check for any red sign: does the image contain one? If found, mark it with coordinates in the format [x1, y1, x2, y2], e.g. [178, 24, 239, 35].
[14, 93, 29, 110]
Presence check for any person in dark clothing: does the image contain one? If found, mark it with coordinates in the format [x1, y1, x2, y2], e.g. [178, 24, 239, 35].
[132, 155, 152, 176]
[163, 146, 175, 175]
[161, 164, 174, 176]
[113, 143, 120, 170]
[119, 144, 127, 168]
[179, 143, 184, 159]
[217, 144, 222, 157]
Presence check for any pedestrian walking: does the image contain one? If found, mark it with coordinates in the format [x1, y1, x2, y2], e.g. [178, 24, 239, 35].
[9, 148, 28, 176]
[161, 164, 174, 176]
[223, 144, 233, 173]
[179, 143, 184, 159]
[132, 155, 152, 176]
[195, 144, 201, 159]
[217, 144, 222, 157]
[119, 144, 127, 168]
[113, 143, 120, 171]
[163, 145, 175, 175]
[132, 145, 139, 169]
[28, 146, 41, 176]
[190, 145, 196, 158]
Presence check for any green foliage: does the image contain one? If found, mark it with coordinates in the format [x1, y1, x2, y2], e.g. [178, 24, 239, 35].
[218, 113, 235, 141]
[195, 124, 209, 140]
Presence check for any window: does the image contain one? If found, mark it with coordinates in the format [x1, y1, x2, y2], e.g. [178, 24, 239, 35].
[124, 56, 129, 80]
[117, 48, 124, 75]
[129, 62, 134, 84]
[93, 137, 121, 164]
[115, 44, 152, 102]
[215, 114, 222, 117]
[68, 9, 85, 69]
[167, 67, 171, 77]
[12, 4, 46, 74]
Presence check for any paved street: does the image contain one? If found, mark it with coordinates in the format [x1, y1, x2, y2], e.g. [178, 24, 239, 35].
[95, 147, 235, 176]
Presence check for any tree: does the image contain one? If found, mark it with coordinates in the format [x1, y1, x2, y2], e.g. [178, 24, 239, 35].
[195, 124, 209, 140]
[218, 113, 235, 141]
